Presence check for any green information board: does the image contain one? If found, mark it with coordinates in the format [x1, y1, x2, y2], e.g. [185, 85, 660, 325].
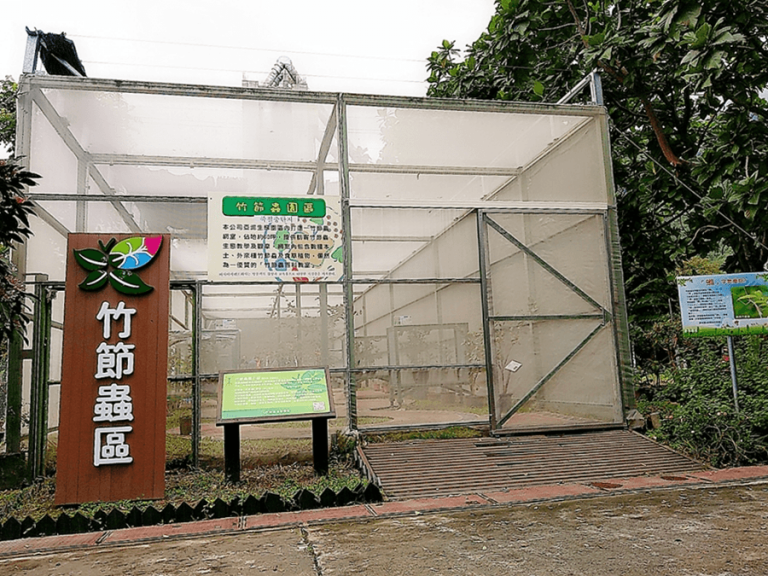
[217, 367, 335, 424]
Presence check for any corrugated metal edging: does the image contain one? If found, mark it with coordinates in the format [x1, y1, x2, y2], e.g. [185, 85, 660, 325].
[361, 430, 705, 500]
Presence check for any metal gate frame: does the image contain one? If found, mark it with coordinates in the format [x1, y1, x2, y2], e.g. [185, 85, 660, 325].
[3, 275, 58, 481]
[476, 208, 624, 432]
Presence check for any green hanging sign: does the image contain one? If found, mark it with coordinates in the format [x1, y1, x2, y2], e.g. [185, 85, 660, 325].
[222, 197, 326, 218]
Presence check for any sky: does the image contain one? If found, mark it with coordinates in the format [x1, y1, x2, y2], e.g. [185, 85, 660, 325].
[1, 0, 496, 96]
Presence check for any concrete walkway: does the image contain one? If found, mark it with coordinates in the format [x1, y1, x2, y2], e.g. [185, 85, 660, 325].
[1, 465, 767, 560]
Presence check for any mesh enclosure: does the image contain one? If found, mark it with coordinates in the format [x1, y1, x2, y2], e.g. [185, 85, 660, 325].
[13, 77, 631, 443]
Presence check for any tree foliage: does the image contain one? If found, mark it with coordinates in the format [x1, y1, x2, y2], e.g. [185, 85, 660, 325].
[0, 76, 17, 156]
[0, 76, 39, 344]
[426, 0, 768, 322]
[0, 160, 38, 343]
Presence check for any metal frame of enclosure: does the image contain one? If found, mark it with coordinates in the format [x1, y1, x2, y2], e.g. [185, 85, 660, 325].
[8, 74, 634, 473]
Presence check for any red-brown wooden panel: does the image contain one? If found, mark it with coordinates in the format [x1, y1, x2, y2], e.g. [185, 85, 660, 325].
[55, 234, 169, 505]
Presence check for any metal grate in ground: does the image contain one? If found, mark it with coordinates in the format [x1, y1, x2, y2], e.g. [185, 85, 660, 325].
[360, 429, 705, 499]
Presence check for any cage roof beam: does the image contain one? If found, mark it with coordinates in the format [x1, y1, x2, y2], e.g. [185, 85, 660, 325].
[89, 154, 322, 173]
[27, 75, 606, 116]
[87, 153, 522, 178]
[348, 164, 522, 177]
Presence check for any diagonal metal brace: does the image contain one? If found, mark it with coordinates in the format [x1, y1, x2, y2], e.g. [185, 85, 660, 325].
[497, 321, 606, 428]
[484, 214, 608, 314]
[306, 104, 338, 196]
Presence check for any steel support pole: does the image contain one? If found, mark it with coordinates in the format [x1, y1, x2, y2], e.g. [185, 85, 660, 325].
[319, 286, 329, 366]
[337, 95, 357, 429]
[192, 281, 202, 467]
[5, 332, 23, 454]
[589, 71, 604, 106]
[316, 154, 330, 368]
[28, 276, 52, 480]
[22, 29, 40, 74]
[603, 210, 631, 421]
[557, 70, 604, 105]
[6, 79, 34, 455]
[476, 211, 498, 430]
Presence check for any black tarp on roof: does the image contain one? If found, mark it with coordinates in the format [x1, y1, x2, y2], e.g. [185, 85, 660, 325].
[36, 31, 87, 76]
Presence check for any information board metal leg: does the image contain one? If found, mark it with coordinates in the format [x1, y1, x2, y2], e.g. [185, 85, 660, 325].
[224, 424, 240, 483]
[312, 418, 329, 475]
[727, 336, 740, 413]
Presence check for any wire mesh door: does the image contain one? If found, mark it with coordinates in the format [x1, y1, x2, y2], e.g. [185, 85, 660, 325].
[478, 210, 624, 432]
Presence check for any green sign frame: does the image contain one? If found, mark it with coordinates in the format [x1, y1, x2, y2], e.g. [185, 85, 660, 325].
[222, 196, 326, 218]
[216, 367, 335, 425]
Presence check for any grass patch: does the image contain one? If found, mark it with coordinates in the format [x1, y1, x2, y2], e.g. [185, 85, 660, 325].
[167, 436, 316, 468]
[365, 426, 484, 443]
[258, 416, 391, 429]
[166, 407, 190, 431]
[404, 399, 489, 416]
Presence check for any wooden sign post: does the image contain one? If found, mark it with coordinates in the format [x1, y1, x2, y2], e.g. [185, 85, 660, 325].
[55, 234, 169, 505]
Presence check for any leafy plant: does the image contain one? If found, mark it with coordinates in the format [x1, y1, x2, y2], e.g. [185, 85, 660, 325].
[0, 76, 16, 156]
[641, 335, 768, 467]
[631, 315, 682, 387]
[0, 160, 38, 344]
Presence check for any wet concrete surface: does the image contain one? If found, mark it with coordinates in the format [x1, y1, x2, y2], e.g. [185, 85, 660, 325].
[2, 474, 767, 576]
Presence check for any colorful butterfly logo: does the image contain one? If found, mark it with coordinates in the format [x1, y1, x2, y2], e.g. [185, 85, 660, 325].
[74, 236, 163, 295]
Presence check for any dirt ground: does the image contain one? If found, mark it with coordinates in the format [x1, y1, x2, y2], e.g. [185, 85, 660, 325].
[3, 483, 767, 575]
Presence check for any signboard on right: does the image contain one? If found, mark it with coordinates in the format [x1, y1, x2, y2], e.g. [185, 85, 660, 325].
[677, 272, 768, 337]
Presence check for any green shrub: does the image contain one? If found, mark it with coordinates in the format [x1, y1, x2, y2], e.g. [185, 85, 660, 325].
[641, 335, 768, 467]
